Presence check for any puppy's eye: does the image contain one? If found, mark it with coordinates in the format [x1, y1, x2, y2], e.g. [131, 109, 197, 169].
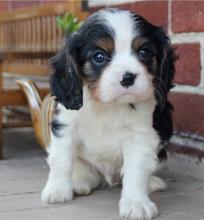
[92, 50, 109, 65]
[138, 47, 153, 62]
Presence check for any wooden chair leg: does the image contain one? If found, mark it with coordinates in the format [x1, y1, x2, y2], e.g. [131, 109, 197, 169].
[0, 61, 3, 159]
[0, 107, 3, 159]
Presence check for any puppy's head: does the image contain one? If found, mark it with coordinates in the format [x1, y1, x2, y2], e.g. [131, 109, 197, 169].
[50, 8, 176, 110]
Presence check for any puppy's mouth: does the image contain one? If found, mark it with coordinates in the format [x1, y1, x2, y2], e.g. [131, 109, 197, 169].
[118, 89, 153, 101]
[98, 85, 154, 103]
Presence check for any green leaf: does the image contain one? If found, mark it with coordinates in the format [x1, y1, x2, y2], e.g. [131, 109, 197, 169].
[56, 13, 82, 34]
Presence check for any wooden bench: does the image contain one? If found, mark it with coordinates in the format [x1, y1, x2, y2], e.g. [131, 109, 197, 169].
[0, 1, 88, 159]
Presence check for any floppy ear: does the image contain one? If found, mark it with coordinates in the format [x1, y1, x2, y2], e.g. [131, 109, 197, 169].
[152, 28, 176, 144]
[153, 27, 177, 108]
[160, 41, 176, 93]
[49, 39, 83, 110]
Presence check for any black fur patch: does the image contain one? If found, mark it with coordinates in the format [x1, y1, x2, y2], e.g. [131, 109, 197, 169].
[153, 101, 174, 161]
[129, 103, 136, 110]
[157, 148, 167, 161]
[49, 47, 83, 110]
[51, 119, 66, 137]
[153, 101, 174, 142]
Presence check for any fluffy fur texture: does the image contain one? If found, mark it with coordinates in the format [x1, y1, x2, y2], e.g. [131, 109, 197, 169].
[42, 9, 175, 220]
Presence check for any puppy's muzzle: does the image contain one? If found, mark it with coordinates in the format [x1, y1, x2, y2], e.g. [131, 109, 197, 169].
[120, 72, 137, 88]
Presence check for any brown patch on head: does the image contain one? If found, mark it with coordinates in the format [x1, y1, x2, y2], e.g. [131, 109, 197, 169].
[83, 62, 92, 78]
[82, 61, 102, 102]
[96, 37, 114, 53]
[131, 37, 148, 52]
[87, 80, 102, 102]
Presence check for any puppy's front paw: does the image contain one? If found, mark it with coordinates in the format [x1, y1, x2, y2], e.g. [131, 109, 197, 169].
[41, 180, 73, 204]
[119, 198, 158, 220]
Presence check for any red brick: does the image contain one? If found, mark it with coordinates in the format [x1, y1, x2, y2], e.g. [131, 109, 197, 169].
[0, 1, 11, 11]
[169, 92, 204, 138]
[11, 1, 41, 10]
[131, 1, 168, 29]
[174, 43, 201, 86]
[167, 143, 204, 160]
[89, 1, 168, 29]
[172, 1, 204, 33]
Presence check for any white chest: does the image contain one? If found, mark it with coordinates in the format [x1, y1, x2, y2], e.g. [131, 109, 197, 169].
[75, 101, 155, 184]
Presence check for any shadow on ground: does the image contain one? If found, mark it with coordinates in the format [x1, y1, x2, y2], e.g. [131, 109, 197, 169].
[3, 128, 46, 159]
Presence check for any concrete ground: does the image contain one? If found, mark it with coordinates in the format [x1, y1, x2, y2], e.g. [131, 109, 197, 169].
[0, 129, 204, 220]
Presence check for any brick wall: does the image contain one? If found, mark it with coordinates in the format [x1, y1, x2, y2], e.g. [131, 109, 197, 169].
[170, 1, 204, 144]
[88, 0, 204, 150]
[1, 1, 204, 150]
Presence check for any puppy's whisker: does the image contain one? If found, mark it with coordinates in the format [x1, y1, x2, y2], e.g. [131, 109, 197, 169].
[153, 77, 167, 89]
[153, 85, 165, 109]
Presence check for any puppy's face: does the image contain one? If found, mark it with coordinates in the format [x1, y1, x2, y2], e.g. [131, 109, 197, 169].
[50, 9, 175, 109]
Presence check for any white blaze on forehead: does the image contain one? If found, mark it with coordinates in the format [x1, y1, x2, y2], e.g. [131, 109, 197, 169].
[96, 10, 153, 104]
[100, 10, 136, 54]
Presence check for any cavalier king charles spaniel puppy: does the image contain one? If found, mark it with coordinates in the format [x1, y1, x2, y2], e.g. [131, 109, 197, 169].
[42, 8, 175, 220]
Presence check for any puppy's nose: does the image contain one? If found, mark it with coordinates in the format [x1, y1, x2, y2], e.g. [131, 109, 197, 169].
[120, 72, 137, 88]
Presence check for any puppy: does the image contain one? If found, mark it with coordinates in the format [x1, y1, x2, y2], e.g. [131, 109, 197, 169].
[42, 8, 175, 220]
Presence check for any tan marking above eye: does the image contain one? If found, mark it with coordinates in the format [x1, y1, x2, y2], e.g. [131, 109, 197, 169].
[131, 37, 148, 51]
[96, 38, 114, 53]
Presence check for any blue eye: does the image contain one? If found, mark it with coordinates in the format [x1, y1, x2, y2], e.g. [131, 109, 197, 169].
[92, 50, 109, 64]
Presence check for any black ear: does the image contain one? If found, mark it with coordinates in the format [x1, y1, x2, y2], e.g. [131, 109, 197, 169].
[160, 39, 176, 93]
[49, 39, 83, 110]
[153, 27, 177, 108]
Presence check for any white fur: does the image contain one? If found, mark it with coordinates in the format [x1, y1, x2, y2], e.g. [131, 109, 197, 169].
[97, 10, 153, 103]
[42, 10, 164, 220]
[42, 89, 161, 219]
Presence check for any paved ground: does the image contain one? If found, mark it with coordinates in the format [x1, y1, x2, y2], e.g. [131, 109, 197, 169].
[0, 129, 204, 220]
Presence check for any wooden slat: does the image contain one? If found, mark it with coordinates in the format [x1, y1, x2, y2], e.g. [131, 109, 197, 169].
[3, 63, 50, 76]
[3, 23, 6, 50]
[27, 19, 31, 51]
[3, 121, 32, 129]
[42, 16, 47, 52]
[47, 16, 52, 52]
[0, 3, 88, 23]
[8, 23, 11, 51]
[52, 15, 57, 52]
[15, 21, 19, 51]
[36, 17, 41, 52]
[0, 89, 27, 106]
[30, 18, 34, 52]
[57, 22, 63, 50]
[3, 51, 55, 59]
[0, 88, 49, 106]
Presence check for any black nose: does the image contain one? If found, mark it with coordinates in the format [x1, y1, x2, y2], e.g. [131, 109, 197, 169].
[120, 72, 137, 88]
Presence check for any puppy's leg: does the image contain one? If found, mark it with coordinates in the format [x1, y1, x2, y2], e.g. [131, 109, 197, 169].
[73, 158, 102, 196]
[119, 133, 159, 220]
[41, 107, 76, 204]
[149, 149, 167, 193]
